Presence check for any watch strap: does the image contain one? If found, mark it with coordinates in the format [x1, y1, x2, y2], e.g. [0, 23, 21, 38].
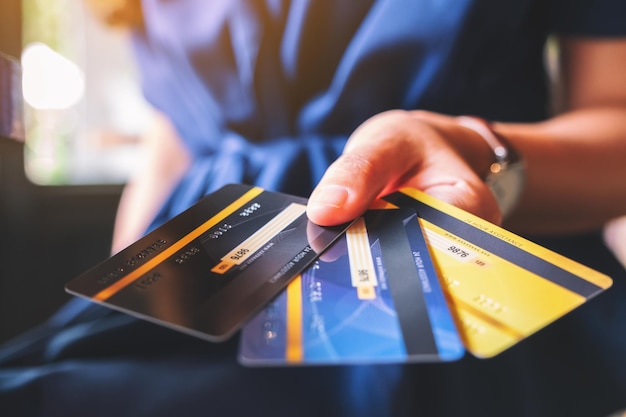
[457, 116, 525, 217]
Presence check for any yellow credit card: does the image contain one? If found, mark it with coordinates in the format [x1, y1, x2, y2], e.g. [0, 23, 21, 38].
[382, 188, 613, 358]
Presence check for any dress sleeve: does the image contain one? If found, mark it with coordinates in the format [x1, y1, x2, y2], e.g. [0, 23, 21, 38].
[547, 0, 626, 36]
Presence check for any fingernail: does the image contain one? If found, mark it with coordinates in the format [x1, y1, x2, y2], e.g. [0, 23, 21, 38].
[309, 185, 350, 209]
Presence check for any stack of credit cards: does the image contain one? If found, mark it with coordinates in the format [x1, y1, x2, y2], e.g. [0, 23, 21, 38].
[66, 184, 613, 365]
[239, 208, 464, 365]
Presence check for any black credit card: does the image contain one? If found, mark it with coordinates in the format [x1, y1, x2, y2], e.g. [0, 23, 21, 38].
[66, 184, 350, 342]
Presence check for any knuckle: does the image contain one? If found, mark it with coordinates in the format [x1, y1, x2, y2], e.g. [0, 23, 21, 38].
[333, 153, 377, 179]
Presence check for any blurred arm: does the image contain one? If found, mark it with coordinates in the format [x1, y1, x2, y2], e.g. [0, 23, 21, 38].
[500, 37, 626, 234]
[111, 110, 191, 253]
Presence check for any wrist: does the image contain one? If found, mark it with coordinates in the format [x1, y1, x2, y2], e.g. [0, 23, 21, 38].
[456, 116, 526, 218]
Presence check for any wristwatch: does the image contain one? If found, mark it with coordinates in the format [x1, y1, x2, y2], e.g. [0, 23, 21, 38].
[457, 116, 526, 218]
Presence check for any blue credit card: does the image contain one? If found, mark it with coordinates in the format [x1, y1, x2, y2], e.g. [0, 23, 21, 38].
[238, 208, 464, 365]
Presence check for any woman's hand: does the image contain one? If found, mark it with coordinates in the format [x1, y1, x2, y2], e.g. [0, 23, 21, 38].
[309, 39, 626, 235]
[306, 109, 502, 226]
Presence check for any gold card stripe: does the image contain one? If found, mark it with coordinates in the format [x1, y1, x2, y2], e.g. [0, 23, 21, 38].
[286, 275, 304, 363]
[93, 186, 264, 301]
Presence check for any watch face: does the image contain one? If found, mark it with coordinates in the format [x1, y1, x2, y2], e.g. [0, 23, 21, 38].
[486, 162, 525, 217]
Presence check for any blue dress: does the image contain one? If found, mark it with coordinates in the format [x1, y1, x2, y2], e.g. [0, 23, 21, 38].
[1, 0, 626, 415]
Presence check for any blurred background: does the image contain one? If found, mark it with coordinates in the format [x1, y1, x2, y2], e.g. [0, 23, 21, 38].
[0, 0, 150, 344]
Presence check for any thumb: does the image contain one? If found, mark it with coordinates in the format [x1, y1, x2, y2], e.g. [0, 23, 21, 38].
[306, 153, 386, 226]
[306, 109, 502, 226]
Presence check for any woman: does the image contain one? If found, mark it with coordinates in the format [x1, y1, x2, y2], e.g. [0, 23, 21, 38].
[2, 0, 626, 415]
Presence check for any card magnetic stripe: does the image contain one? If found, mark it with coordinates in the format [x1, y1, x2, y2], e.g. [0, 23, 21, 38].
[401, 212, 464, 360]
[368, 211, 439, 356]
[384, 192, 604, 298]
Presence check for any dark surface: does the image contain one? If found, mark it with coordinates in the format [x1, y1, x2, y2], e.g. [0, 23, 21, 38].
[0, 136, 123, 344]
